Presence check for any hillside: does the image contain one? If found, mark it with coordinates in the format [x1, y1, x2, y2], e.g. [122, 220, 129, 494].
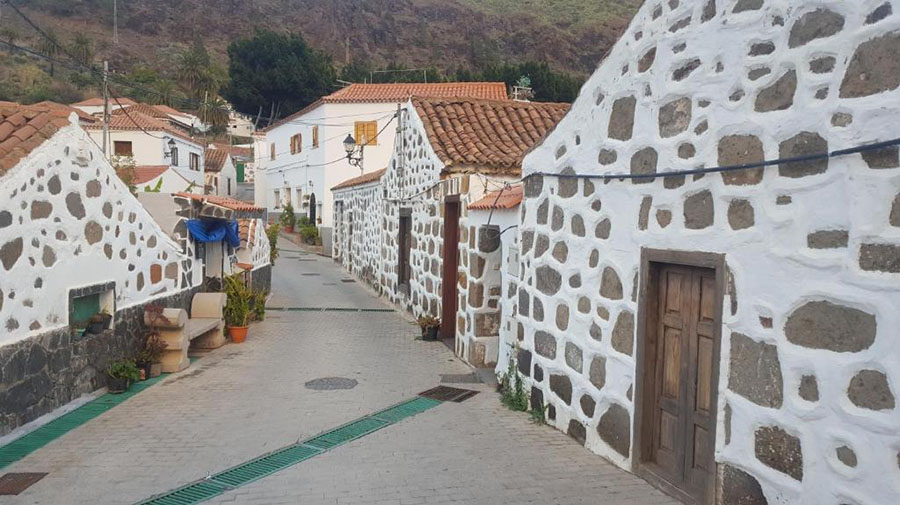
[12, 0, 641, 75]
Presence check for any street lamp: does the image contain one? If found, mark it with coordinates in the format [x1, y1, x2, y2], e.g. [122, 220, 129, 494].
[163, 138, 176, 158]
[343, 134, 364, 172]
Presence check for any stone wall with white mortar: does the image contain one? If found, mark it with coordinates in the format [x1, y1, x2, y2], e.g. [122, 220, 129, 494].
[333, 181, 384, 289]
[0, 123, 195, 346]
[517, 1, 900, 504]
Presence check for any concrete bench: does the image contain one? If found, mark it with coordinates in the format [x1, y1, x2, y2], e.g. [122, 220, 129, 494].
[145, 293, 226, 373]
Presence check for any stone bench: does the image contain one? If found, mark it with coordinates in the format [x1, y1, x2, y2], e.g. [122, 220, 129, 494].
[145, 293, 227, 373]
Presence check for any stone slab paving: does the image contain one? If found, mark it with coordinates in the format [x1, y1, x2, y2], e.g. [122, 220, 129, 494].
[1, 243, 676, 505]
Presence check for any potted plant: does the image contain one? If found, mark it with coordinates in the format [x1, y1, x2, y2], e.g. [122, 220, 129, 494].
[107, 360, 140, 393]
[280, 203, 296, 233]
[86, 309, 112, 335]
[417, 315, 441, 341]
[224, 275, 252, 343]
[142, 305, 169, 378]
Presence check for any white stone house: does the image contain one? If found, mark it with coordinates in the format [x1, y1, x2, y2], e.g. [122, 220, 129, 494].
[256, 82, 509, 251]
[204, 146, 238, 197]
[332, 97, 568, 367]
[0, 102, 201, 434]
[82, 108, 205, 191]
[512, 1, 900, 505]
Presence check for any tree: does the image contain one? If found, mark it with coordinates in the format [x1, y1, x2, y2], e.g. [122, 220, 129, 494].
[176, 40, 213, 100]
[37, 29, 61, 76]
[200, 95, 230, 135]
[69, 34, 94, 66]
[223, 30, 336, 122]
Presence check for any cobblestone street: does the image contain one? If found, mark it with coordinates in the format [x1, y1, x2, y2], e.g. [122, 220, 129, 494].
[1, 242, 676, 505]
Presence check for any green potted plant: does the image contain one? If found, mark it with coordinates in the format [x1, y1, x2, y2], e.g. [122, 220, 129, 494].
[417, 315, 441, 341]
[224, 275, 252, 343]
[280, 203, 296, 233]
[107, 360, 140, 393]
[87, 309, 112, 335]
[135, 331, 167, 380]
[251, 291, 267, 322]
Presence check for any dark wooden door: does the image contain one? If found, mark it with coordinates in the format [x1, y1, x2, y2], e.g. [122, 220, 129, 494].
[441, 200, 460, 340]
[648, 264, 717, 502]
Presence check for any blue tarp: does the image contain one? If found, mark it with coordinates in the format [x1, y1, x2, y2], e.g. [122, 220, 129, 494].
[186, 219, 241, 248]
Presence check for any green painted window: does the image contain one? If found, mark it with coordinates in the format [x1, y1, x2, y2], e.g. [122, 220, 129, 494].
[71, 294, 100, 325]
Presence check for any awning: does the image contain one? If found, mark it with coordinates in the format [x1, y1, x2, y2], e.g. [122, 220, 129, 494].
[186, 219, 241, 248]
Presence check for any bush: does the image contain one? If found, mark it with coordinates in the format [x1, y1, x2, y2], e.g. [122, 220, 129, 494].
[266, 223, 280, 265]
[223, 275, 253, 327]
[296, 215, 311, 227]
[300, 224, 319, 245]
[107, 360, 140, 381]
[251, 291, 267, 322]
[279, 204, 295, 229]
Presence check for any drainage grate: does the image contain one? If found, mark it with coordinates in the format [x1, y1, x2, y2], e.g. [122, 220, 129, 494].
[135, 394, 443, 504]
[305, 417, 389, 450]
[301, 273, 320, 276]
[0, 472, 48, 495]
[341, 279, 356, 283]
[418, 386, 479, 403]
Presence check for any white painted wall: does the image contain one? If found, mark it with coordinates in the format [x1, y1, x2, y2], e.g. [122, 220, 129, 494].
[85, 129, 205, 188]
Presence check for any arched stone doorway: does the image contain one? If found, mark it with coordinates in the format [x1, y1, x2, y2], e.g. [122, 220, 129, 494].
[308, 193, 317, 223]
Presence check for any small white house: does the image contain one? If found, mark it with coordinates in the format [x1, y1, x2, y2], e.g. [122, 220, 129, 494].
[256, 82, 509, 252]
[204, 146, 238, 197]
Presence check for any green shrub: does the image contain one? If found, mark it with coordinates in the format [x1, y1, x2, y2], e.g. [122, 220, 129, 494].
[300, 224, 319, 245]
[107, 360, 140, 381]
[223, 275, 253, 327]
[251, 291, 267, 322]
[279, 204, 295, 229]
[498, 356, 528, 412]
[266, 223, 280, 265]
[296, 215, 311, 227]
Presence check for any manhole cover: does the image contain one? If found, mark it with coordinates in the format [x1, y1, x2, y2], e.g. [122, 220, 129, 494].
[418, 386, 479, 402]
[305, 377, 358, 390]
[0, 473, 48, 495]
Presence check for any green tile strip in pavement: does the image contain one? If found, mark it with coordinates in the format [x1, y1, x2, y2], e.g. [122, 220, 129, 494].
[0, 372, 170, 470]
[135, 396, 443, 505]
[266, 306, 395, 313]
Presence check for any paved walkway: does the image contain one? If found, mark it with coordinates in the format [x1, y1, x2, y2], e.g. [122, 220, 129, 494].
[2, 242, 676, 505]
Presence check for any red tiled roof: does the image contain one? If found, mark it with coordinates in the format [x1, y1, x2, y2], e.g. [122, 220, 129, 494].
[111, 103, 171, 119]
[132, 165, 169, 185]
[412, 98, 570, 175]
[83, 110, 198, 143]
[211, 143, 252, 159]
[238, 219, 258, 247]
[153, 104, 189, 116]
[265, 82, 508, 132]
[332, 168, 386, 191]
[73, 97, 136, 107]
[324, 82, 508, 103]
[0, 102, 72, 174]
[175, 192, 263, 212]
[205, 148, 229, 173]
[468, 185, 524, 210]
[30, 101, 98, 123]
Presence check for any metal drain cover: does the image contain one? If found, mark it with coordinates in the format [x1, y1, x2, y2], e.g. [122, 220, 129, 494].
[341, 279, 356, 283]
[0, 473, 47, 495]
[419, 386, 479, 402]
[305, 377, 358, 390]
[301, 273, 320, 276]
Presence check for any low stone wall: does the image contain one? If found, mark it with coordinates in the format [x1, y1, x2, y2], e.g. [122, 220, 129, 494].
[0, 286, 199, 436]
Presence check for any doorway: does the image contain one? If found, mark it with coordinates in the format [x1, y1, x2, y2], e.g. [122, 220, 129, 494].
[635, 250, 724, 505]
[441, 197, 460, 340]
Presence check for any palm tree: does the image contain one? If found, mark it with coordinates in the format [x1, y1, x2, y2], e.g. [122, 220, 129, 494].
[69, 34, 94, 66]
[200, 95, 230, 135]
[153, 80, 178, 107]
[37, 30, 61, 76]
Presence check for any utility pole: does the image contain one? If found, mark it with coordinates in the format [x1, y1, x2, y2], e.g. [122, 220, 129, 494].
[113, 0, 119, 45]
[102, 60, 110, 157]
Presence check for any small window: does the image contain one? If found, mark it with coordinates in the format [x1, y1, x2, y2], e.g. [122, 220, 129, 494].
[189, 152, 200, 171]
[69, 282, 115, 337]
[114, 141, 133, 156]
[227, 178, 232, 195]
[312, 126, 319, 148]
[290, 134, 302, 154]
[170, 146, 179, 166]
[274, 190, 281, 208]
[270, 143, 276, 160]
[355, 121, 378, 146]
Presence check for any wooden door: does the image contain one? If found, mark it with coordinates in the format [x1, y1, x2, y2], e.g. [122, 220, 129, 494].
[646, 264, 718, 502]
[441, 200, 460, 339]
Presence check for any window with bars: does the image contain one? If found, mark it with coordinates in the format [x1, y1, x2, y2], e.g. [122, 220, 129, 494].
[354, 121, 378, 146]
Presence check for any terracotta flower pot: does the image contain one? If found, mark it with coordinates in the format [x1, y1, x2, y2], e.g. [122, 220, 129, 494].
[228, 326, 248, 343]
[108, 376, 130, 394]
[285, 226, 294, 234]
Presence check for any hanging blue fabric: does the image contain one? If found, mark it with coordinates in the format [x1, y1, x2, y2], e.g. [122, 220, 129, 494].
[186, 219, 241, 248]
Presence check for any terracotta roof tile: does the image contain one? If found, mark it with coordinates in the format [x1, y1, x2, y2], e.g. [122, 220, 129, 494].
[468, 185, 524, 210]
[0, 102, 73, 177]
[83, 110, 198, 143]
[174, 192, 263, 212]
[111, 103, 172, 119]
[210, 143, 252, 159]
[324, 82, 508, 103]
[205, 148, 229, 173]
[265, 82, 508, 132]
[412, 98, 569, 175]
[238, 219, 257, 247]
[133, 165, 169, 185]
[332, 168, 387, 191]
